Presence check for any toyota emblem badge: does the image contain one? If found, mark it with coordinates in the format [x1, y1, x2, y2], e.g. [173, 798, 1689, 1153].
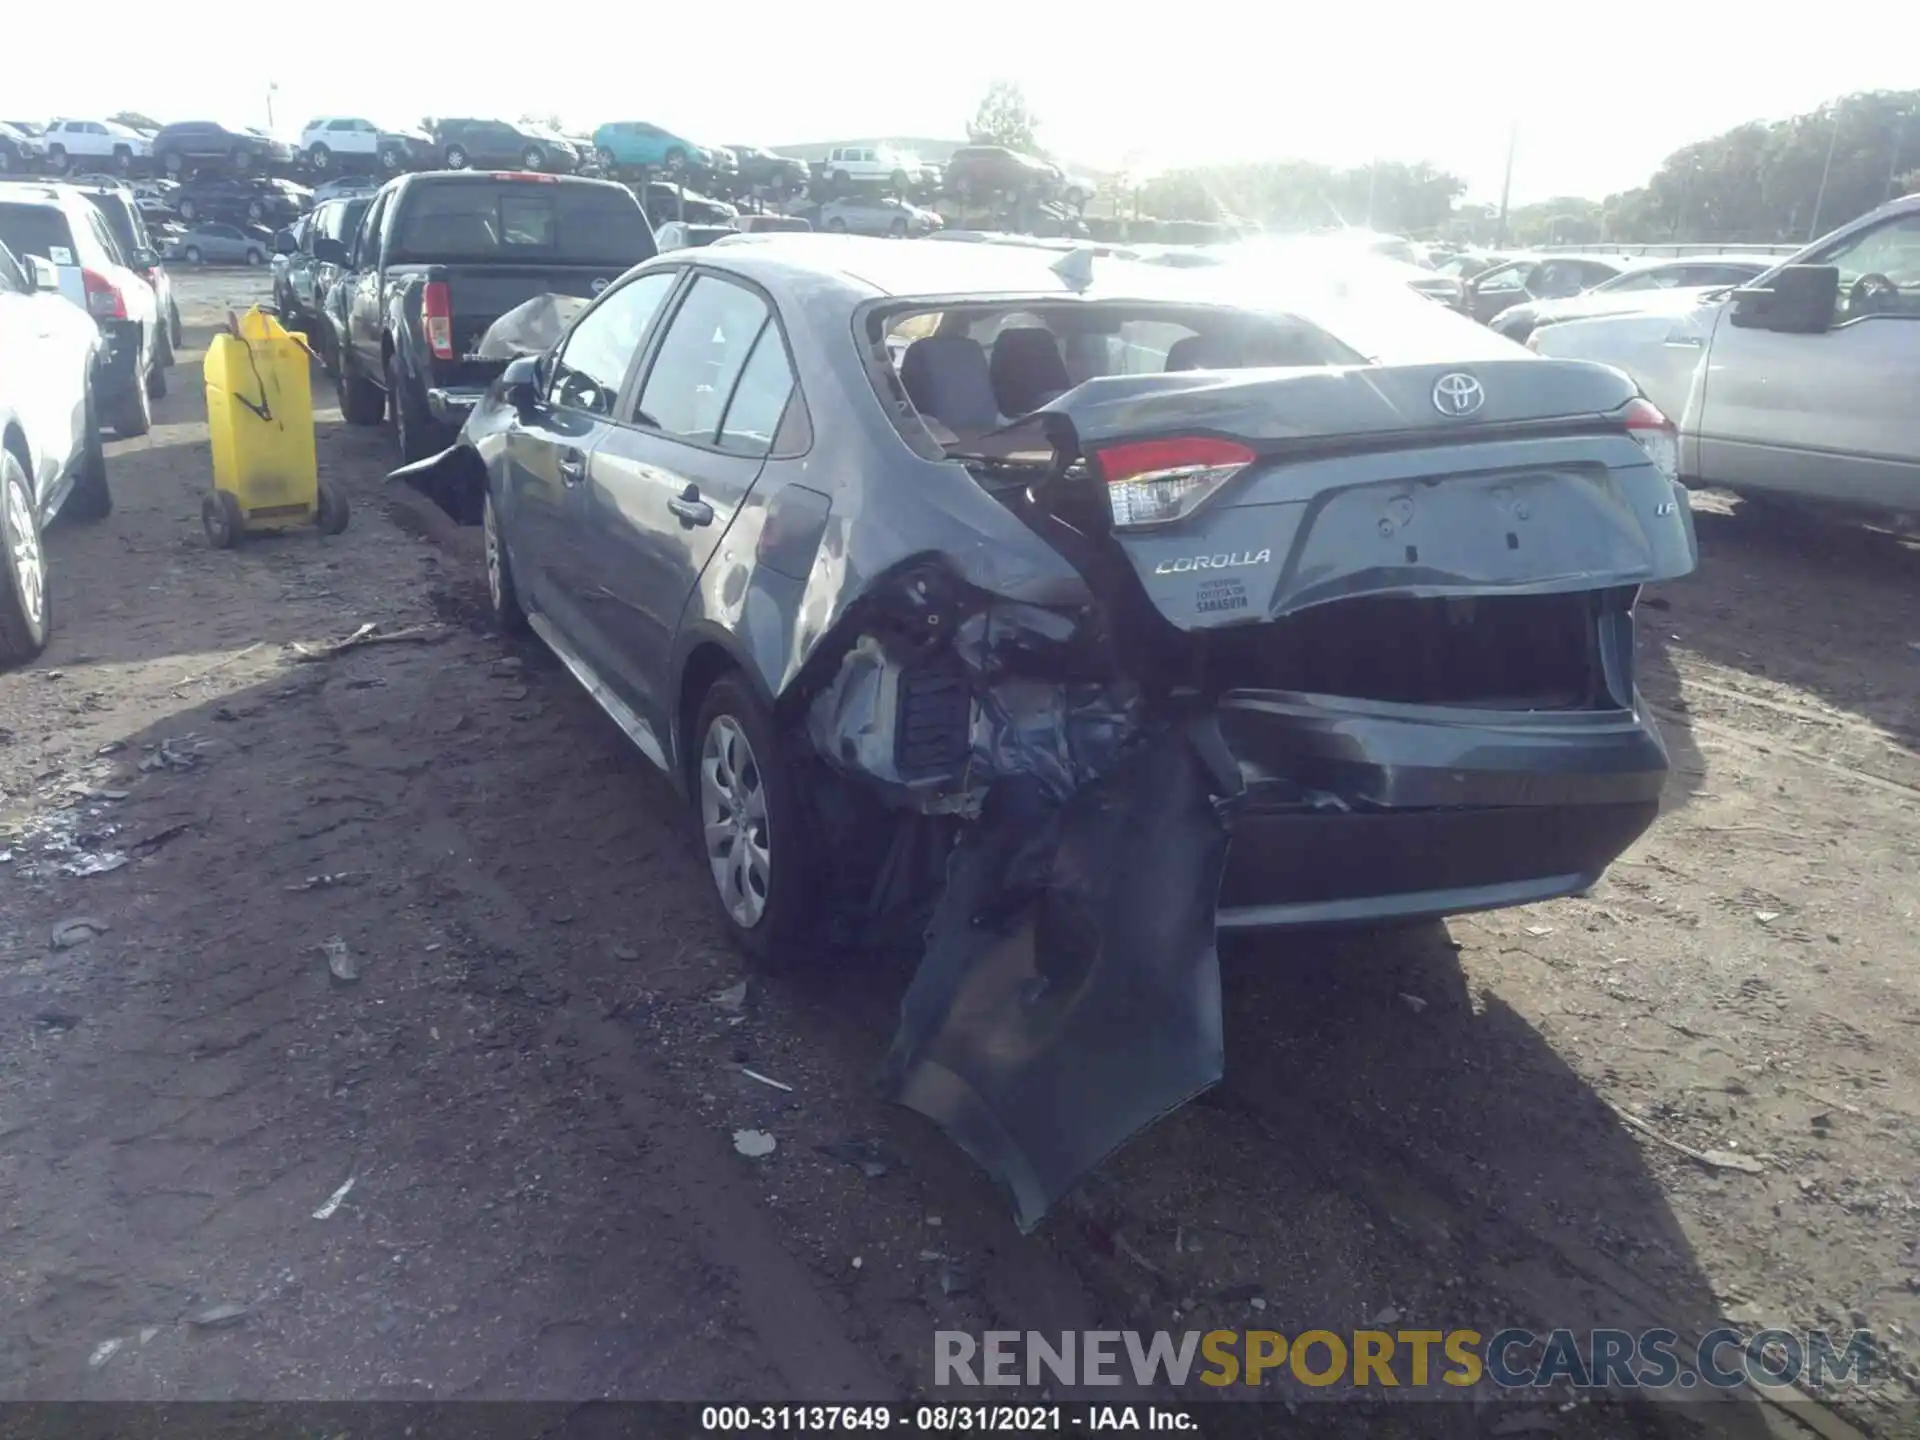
[1432, 372, 1485, 417]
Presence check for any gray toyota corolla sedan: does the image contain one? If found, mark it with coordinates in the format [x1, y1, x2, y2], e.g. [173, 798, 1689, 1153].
[398, 236, 1698, 1229]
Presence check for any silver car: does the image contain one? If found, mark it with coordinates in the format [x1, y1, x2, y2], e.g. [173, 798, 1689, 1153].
[169, 221, 268, 266]
[1533, 193, 1920, 515]
[818, 197, 941, 237]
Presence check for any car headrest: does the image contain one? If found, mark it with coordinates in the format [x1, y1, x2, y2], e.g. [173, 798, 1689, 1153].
[988, 326, 1070, 416]
[899, 335, 1000, 436]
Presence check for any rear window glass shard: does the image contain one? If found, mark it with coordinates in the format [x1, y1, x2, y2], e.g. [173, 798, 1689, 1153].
[389, 182, 653, 266]
[637, 276, 773, 445]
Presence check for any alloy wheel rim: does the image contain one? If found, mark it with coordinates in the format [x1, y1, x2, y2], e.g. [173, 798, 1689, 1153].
[6, 477, 43, 629]
[483, 496, 502, 608]
[699, 715, 770, 929]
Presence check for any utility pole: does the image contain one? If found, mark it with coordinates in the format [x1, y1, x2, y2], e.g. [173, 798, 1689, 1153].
[1495, 122, 1517, 245]
[1888, 116, 1907, 202]
[266, 80, 279, 132]
[1808, 107, 1841, 242]
[1364, 159, 1379, 230]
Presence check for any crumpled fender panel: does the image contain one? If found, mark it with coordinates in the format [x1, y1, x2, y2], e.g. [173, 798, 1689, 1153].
[882, 725, 1232, 1233]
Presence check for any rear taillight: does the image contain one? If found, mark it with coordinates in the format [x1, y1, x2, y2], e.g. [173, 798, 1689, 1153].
[1621, 396, 1680, 484]
[81, 268, 125, 320]
[489, 171, 559, 183]
[1092, 436, 1255, 528]
[422, 281, 453, 359]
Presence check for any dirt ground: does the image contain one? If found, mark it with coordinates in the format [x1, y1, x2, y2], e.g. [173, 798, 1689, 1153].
[2, 270, 1918, 1435]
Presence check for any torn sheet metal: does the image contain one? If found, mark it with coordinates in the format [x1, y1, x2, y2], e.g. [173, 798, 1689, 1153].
[882, 725, 1231, 1232]
[474, 294, 590, 360]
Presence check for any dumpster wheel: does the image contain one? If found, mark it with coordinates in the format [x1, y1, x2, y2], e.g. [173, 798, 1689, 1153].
[202, 491, 245, 549]
[316, 478, 350, 536]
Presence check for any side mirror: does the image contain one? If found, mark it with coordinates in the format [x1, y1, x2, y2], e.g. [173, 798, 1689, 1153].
[273, 229, 298, 255]
[500, 353, 541, 409]
[26, 254, 58, 292]
[1730, 264, 1838, 334]
[312, 236, 349, 266]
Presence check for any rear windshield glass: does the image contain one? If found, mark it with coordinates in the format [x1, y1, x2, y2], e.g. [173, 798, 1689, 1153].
[390, 182, 656, 266]
[0, 205, 77, 265]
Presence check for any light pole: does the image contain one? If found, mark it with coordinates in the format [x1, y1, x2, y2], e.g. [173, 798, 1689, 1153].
[1808, 106, 1841, 242]
[266, 80, 279, 132]
[1495, 122, 1518, 245]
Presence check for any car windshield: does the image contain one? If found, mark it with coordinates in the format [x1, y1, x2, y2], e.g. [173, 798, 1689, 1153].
[0, 204, 76, 264]
[390, 181, 656, 266]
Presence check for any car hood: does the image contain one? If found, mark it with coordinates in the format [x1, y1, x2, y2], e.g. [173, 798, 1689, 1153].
[1531, 284, 1729, 326]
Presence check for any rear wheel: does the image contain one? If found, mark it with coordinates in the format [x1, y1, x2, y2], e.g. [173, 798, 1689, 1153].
[315, 478, 349, 535]
[63, 381, 111, 522]
[825, 216, 847, 233]
[155, 318, 175, 369]
[160, 150, 184, 177]
[337, 354, 385, 426]
[114, 355, 152, 438]
[307, 143, 333, 172]
[201, 491, 243, 548]
[46, 144, 70, 174]
[111, 145, 132, 173]
[230, 146, 251, 173]
[245, 249, 265, 266]
[888, 217, 908, 237]
[183, 244, 202, 264]
[521, 145, 545, 171]
[145, 337, 168, 398]
[0, 448, 50, 666]
[691, 675, 814, 963]
[169, 302, 182, 350]
[386, 353, 448, 461]
[378, 145, 405, 173]
[444, 145, 470, 169]
[483, 489, 530, 636]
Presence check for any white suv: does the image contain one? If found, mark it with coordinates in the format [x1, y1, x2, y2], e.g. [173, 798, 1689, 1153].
[822, 145, 921, 193]
[42, 120, 153, 175]
[298, 117, 429, 176]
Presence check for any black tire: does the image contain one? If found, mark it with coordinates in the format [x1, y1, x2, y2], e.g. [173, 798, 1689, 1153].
[522, 146, 544, 171]
[595, 147, 616, 173]
[0, 445, 50, 664]
[183, 244, 202, 264]
[379, 145, 404, 173]
[63, 381, 112, 523]
[178, 198, 198, 221]
[665, 146, 686, 172]
[246, 249, 265, 266]
[483, 488, 530, 636]
[160, 150, 184, 177]
[888, 217, 908, 237]
[386, 353, 451, 462]
[112, 146, 132, 173]
[689, 674, 813, 963]
[47, 144, 70, 174]
[155, 318, 175, 369]
[308, 143, 333, 172]
[246, 199, 264, 222]
[169, 302, 183, 350]
[201, 490, 244, 548]
[825, 216, 847, 233]
[230, 146, 251, 173]
[114, 357, 152, 438]
[145, 339, 167, 399]
[890, 169, 909, 192]
[315, 478, 349, 535]
[337, 353, 385, 425]
[444, 145, 470, 169]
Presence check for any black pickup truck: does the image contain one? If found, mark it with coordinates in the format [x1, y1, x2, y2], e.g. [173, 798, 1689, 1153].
[318, 170, 656, 461]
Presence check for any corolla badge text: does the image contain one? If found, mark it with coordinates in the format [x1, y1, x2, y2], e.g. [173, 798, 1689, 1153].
[1154, 549, 1272, 575]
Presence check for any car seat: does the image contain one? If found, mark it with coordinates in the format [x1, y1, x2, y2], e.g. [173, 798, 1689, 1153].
[899, 336, 1001, 437]
[1165, 336, 1221, 371]
[988, 327, 1071, 415]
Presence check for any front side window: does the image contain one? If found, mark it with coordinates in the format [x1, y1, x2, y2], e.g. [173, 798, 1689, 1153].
[1475, 262, 1531, 294]
[1818, 213, 1920, 321]
[546, 269, 678, 415]
[636, 276, 773, 443]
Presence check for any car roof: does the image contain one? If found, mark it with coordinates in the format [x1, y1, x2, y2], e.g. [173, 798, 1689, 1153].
[1614, 253, 1779, 272]
[682, 233, 1304, 305]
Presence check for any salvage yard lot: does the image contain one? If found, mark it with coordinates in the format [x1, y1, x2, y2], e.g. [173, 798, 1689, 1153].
[1, 269, 1917, 1434]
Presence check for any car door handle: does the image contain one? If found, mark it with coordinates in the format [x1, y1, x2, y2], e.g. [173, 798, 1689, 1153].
[668, 484, 714, 527]
[558, 450, 588, 486]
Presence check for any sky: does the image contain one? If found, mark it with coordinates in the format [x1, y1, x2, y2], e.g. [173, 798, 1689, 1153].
[14, 0, 1920, 207]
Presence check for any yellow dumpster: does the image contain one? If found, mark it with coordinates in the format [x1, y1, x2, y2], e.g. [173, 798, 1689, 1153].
[201, 306, 348, 547]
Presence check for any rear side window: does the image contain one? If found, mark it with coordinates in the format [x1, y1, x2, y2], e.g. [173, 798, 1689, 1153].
[717, 327, 795, 457]
[390, 182, 656, 266]
[81, 193, 144, 258]
[637, 276, 771, 444]
[0, 205, 78, 265]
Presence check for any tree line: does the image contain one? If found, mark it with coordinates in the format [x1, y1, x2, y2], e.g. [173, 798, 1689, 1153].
[967, 83, 1918, 245]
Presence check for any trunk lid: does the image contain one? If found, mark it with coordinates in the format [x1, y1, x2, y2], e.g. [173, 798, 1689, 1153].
[425, 266, 617, 388]
[1035, 360, 1697, 629]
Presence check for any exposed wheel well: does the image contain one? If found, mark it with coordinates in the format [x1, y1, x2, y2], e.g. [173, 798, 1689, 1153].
[676, 642, 744, 783]
[3, 423, 30, 476]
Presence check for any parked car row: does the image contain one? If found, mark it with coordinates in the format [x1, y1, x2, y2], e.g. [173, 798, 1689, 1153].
[0, 176, 192, 663]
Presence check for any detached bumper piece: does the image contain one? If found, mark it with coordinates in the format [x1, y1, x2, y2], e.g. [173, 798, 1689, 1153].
[882, 724, 1233, 1233]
